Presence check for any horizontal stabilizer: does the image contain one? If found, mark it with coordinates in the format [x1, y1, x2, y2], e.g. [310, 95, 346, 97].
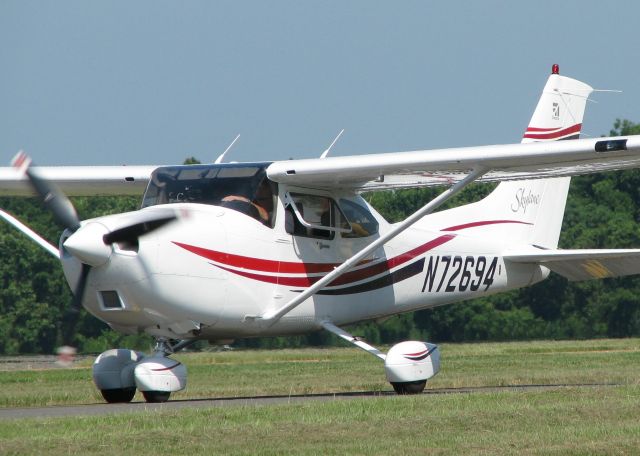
[503, 248, 640, 281]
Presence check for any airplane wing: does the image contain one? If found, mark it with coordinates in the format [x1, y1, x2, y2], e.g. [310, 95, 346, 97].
[1, 135, 639, 196]
[0, 165, 156, 196]
[266, 136, 640, 191]
[503, 248, 640, 281]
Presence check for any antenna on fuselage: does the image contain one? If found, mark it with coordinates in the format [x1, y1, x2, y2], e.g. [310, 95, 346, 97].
[320, 129, 344, 158]
[214, 134, 241, 164]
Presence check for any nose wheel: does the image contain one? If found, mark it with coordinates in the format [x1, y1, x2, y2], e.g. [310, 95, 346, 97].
[142, 390, 172, 403]
[93, 339, 196, 404]
[391, 380, 427, 395]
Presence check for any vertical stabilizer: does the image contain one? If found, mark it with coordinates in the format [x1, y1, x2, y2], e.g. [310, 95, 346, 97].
[522, 64, 593, 143]
[425, 65, 594, 249]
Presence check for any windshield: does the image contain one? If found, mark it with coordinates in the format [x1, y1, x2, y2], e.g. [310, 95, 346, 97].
[142, 162, 277, 226]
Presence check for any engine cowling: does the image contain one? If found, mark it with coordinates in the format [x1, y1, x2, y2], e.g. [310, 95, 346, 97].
[384, 341, 440, 384]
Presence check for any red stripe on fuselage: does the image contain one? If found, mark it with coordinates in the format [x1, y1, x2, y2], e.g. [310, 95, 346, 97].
[173, 241, 337, 273]
[173, 234, 455, 287]
[442, 220, 533, 232]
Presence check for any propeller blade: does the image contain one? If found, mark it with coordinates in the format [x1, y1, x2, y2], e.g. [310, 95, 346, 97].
[102, 215, 177, 245]
[63, 263, 90, 345]
[70, 263, 91, 310]
[12, 151, 80, 231]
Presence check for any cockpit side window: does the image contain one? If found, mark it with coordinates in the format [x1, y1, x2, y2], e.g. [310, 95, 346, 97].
[285, 193, 344, 240]
[220, 176, 277, 227]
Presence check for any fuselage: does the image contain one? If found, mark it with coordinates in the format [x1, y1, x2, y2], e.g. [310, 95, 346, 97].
[60, 163, 547, 342]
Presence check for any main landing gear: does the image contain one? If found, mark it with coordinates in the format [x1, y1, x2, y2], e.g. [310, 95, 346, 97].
[93, 326, 439, 402]
[321, 322, 440, 395]
[92, 338, 194, 403]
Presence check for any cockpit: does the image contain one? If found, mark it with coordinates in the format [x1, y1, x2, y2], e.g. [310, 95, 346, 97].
[141, 162, 277, 226]
[141, 162, 379, 237]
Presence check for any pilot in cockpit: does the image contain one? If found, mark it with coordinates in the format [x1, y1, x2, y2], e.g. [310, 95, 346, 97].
[221, 177, 274, 226]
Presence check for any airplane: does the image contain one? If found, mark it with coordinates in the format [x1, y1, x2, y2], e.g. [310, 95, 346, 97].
[2, 64, 640, 403]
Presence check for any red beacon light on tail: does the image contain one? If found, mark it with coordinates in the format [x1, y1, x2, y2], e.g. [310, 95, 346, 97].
[552, 64, 560, 75]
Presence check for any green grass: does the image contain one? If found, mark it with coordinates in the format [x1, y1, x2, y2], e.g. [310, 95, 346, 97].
[3, 338, 638, 407]
[1, 339, 640, 454]
[1, 386, 639, 455]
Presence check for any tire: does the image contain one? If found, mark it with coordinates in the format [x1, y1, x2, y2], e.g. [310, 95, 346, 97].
[142, 390, 171, 403]
[101, 388, 136, 403]
[391, 380, 427, 395]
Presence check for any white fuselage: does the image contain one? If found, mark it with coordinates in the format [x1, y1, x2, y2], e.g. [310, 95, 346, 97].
[61, 183, 547, 342]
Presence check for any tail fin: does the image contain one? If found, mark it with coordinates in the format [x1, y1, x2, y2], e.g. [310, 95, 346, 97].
[522, 64, 592, 143]
[426, 65, 593, 249]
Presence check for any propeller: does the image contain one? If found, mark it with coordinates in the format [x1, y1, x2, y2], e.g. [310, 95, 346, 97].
[12, 151, 80, 232]
[71, 263, 91, 310]
[12, 152, 87, 343]
[12, 151, 177, 343]
[62, 263, 91, 344]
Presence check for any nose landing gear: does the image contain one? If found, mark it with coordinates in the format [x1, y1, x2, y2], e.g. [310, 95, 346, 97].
[92, 338, 196, 403]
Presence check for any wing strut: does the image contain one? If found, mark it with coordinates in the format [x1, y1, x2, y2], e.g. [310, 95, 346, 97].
[253, 167, 487, 325]
[321, 321, 386, 360]
[0, 208, 59, 258]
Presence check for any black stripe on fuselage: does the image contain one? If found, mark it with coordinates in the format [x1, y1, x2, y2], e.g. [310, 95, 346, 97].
[304, 258, 426, 296]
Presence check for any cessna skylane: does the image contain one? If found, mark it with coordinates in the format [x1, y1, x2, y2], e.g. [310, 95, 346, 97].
[3, 65, 640, 403]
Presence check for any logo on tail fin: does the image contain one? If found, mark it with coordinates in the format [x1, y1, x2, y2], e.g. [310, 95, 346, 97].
[511, 188, 541, 214]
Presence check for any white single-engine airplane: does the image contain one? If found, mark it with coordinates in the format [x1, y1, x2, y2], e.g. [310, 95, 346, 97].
[2, 65, 640, 403]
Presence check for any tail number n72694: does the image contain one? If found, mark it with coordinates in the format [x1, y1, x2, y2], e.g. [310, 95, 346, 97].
[421, 256, 498, 293]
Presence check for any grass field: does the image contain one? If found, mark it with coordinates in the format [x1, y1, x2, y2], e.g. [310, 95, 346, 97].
[1, 339, 639, 454]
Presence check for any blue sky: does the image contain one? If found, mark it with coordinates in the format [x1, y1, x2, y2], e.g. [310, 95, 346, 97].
[2, 1, 640, 165]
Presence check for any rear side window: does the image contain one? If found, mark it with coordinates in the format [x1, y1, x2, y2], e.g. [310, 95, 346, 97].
[339, 199, 378, 238]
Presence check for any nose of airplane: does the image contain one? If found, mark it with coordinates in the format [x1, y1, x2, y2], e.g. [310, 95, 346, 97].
[63, 222, 112, 266]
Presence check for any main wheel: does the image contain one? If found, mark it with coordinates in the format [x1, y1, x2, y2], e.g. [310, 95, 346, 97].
[391, 380, 426, 395]
[142, 391, 171, 403]
[101, 387, 136, 403]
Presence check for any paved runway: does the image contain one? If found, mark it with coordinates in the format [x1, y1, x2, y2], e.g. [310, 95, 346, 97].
[0, 383, 619, 420]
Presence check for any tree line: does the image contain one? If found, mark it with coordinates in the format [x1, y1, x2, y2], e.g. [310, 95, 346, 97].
[1, 119, 639, 354]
